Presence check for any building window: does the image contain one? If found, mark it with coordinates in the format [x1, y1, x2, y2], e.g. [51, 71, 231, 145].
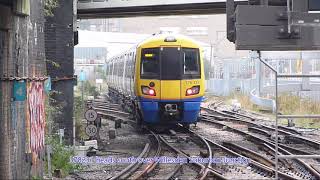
[186, 27, 208, 36]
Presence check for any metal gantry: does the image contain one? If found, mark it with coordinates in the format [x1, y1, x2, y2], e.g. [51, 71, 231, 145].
[258, 52, 320, 179]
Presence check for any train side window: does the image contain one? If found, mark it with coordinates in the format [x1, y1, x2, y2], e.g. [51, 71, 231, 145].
[141, 48, 159, 79]
[111, 62, 114, 83]
[116, 61, 120, 77]
[120, 56, 124, 77]
[182, 48, 201, 78]
[126, 54, 131, 79]
[110, 62, 113, 76]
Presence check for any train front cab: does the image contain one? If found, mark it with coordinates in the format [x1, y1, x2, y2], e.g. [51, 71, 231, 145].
[135, 35, 205, 125]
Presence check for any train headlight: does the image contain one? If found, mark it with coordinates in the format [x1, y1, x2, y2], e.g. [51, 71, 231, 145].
[186, 89, 193, 95]
[164, 36, 177, 42]
[149, 89, 155, 96]
[186, 86, 200, 96]
[141, 86, 156, 96]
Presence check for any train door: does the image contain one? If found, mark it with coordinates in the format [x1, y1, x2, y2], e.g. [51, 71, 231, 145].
[130, 51, 135, 97]
[159, 46, 182, 101]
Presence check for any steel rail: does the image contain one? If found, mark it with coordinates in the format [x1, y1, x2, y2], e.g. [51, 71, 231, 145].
[262, 143, 293, 170]
[109, 143, 150, 180]
[158, 135, 227, 180]
[201, 117, 315, 155]
[94, 107, 130, 117]
[217, 108, 320, 142]
[203, 107, 320, 149]
[131, 130, 162, 179]
[88, 110, 179, 180]
[201, 117, 320, 179]
[222, 142, 275, 168]
[203, 138, 298, 180]
[94, 105, 123, 111]
[185, 128, 213, 180]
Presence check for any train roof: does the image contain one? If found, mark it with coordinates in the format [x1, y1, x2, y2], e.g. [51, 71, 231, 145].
[107, 33, 206, 62]
[138, 33, 202, 49]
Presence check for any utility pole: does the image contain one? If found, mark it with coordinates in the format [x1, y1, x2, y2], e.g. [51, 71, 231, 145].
[81, 80, 84, 103]
[212, 31, 226, 79]
[209, 43, 213, 79]
[79, 70, 86, 103]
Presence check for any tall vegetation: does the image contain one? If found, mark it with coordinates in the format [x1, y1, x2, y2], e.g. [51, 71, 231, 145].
[74, 81, 100, 140]
[278, 93, 320, 128]
[44, 0, 59, 17]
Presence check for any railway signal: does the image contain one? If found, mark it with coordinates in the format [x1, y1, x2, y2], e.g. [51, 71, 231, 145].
[227, 0, 320, 50]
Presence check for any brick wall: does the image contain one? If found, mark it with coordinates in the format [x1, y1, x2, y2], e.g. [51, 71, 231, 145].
[45, 0, 75, 145]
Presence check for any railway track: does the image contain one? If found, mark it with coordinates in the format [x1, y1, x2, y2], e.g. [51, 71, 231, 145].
[83, 100, 257, 179]
[158, 126, 223, 180]
[188, 123, 302, 179]
[109, 130, 160, 180]
[200, 105, 320, 179]
[82, 100, 200, 179]
[72, 99, 319, 179]
[202, 106, 320, 151]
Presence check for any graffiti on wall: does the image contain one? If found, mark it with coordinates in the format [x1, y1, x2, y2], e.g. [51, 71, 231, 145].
[26, 81, 46, 154]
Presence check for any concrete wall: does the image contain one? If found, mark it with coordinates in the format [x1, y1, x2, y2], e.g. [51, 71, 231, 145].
[0, 1, 46, 179]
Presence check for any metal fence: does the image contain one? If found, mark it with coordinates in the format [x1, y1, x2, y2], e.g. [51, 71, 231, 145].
[206, 58, 256, 96]
[206, 52, 320, 106]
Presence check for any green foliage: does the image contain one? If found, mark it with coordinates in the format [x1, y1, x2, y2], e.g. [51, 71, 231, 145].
[73, 81, 100, 140]
[83, 81, 100, 98]
[278, 93, 320, 128]
[226, 93, 320, 128]
[45, 91, 83, 177]
[45, 91, 63, 131]
[74, 96, 87, 139]
[45, 59, 60, 68]
[227, 92, 260, 112]
[46, 136, 82, 177]
[44, 0, 59, 17]
[95, 66, 107, 80]
[31, 176, 41, 180]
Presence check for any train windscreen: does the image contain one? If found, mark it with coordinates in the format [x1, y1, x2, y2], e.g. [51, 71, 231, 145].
[141, 48, 160, 79]
[140, 47, 200, 80]
[182, 48, 201, 79]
